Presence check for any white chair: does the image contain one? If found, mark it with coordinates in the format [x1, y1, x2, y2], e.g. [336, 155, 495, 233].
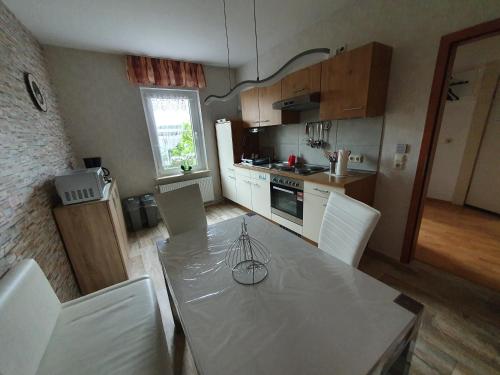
[0, 259, 171, 375]
[318, 192, 381, 268]
[154, 184, 207, 237]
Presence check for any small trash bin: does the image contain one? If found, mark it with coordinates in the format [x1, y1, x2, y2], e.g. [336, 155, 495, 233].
[140, 194, 159, 228]
[122, 196, 142, 231]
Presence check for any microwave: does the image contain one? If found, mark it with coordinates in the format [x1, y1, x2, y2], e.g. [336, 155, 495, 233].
[55, 167, 107, 205]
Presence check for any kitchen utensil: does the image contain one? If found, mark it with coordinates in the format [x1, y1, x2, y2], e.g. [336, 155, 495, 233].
[305, 123, 314, 147]
[314, 123, 320, 148]
[225, 218, 271, 285]
[335, 149, 350, 177]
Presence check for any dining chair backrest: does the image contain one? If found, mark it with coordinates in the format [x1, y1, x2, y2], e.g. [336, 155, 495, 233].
[154, 184, 207, 237]
[318, 192, 381, 268]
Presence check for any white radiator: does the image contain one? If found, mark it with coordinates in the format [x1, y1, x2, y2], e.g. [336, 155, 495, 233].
[158, 176, 214, 203]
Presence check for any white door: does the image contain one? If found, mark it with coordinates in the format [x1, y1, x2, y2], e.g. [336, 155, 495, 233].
[235, 174, 252, 209]
[215, 122, 234, 168]
[251, 179, 271, 219]
[466, 81, 500, 214]
[303, 192, 328, 242]
[221, 173, 237, 202]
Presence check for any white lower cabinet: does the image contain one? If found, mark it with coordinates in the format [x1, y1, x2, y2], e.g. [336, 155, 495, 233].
[233, 169, 271, 219]
[251, 179, 271, 219]
[221, 172, 237, 202]
[302, 192, 328, 243]
[235, 172, 253, 208]
[302, 182, 345, 243]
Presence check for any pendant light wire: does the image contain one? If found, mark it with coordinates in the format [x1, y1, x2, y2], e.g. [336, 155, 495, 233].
[222, 0, 232, 90]
[253, 0, 260, 81]
[204, 0, 330, 105]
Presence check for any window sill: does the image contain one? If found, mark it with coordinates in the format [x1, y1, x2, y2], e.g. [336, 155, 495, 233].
[156, 169, 212, 184]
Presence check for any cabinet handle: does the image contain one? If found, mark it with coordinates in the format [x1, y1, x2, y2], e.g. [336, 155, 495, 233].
[252, 121, 260, 124]
[228, 176, 235, 180]
[343, 106, 363, 111]
[313, 187, 330, 194]
[272, 186, 294, 194]
[294, 88, 306, 93]
[322, 203, 327, 207]
[253, 183, 260, 187]
[260, 120, 270, 123]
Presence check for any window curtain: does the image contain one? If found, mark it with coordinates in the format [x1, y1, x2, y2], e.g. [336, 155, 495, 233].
[126, 55, 206, 89]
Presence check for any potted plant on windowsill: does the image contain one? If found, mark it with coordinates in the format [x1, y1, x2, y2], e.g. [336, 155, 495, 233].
[180, 160, 193, 174]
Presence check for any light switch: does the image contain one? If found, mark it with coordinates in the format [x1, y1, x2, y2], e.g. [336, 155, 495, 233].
[393, 153, 407, 169]
[396, 144, 408, 154]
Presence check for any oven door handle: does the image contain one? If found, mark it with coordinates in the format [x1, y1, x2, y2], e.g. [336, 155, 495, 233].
[272, 186, 295, 194]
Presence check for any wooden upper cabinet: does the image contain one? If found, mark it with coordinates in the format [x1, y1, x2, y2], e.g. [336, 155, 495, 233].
[240, 82, 299, 127]
[258, 81, 283, 126]
[320, 42, 392, 120]
[282, 63, 322, 99]
[240, 87, 260, 126]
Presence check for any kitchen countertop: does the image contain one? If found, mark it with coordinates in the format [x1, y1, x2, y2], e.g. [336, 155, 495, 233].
[234, 163, 376, 188]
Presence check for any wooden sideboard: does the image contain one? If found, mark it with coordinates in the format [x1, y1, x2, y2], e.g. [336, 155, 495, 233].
[54, 181, 130, 294]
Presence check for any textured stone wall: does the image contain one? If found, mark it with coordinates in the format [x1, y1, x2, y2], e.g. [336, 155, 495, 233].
[0, 2, 80, 301]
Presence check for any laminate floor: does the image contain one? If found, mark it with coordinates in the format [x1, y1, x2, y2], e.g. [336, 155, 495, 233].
[416, 198, 500, 292]
[127, 201, 500, 375]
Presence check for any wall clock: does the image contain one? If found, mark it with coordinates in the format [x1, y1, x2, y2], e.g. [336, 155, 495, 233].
[25, 72, 47, 112]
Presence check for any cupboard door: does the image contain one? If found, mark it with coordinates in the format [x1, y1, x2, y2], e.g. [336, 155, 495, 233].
[54, 201, 127, 294]
[282, 63, 321, 99]
[215, 122, 234, 167]
[302, 192, 328, 243]
[240, 88, 260, 127]
[341, 45, 372, 116]
[108, 183, 131, 277]
[235, 173, 253, 209]
[221, 173, 237, 202]
[251, 179, 271, 219]
[320, 42, 392, 120]
[320, 53, 346, 120]
[258, 81, 282, 126]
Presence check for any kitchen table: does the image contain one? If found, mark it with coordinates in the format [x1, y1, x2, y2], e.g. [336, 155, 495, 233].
[157, 214, 422, 375]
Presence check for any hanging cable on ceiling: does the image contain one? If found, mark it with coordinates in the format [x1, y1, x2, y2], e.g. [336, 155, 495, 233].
[253, 0, 260, 81]
[222, 0, 232, 91]
[204, 0, 331, 105]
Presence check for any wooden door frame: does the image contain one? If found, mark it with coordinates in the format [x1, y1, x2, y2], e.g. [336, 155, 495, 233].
[400, 18, 500, 263]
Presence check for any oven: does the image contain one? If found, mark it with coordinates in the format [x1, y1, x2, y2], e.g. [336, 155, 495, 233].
[270, 174, 304, 225]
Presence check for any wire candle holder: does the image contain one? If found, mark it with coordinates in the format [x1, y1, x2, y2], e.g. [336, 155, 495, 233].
[225, 218, 271, 285]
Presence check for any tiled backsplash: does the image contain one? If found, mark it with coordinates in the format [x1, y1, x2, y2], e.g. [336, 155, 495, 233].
[259, 112, 384, 171]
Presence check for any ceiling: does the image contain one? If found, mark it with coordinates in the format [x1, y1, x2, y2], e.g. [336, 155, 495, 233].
[5, 0, 349, 67]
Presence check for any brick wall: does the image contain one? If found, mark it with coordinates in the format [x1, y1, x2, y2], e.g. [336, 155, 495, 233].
[0, 1, 80, 301]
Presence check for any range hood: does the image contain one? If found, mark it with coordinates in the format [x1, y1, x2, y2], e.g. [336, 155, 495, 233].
[272, 92, 320, 111]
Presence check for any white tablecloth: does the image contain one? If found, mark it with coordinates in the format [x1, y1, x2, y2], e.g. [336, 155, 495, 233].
[159, 214, 418, 375]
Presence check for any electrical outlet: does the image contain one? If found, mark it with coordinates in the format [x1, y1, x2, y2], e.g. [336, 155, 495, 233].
[349, 154, 363, 163]
[335, 44, 347, 55]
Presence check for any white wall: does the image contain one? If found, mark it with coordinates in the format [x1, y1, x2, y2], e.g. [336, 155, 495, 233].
[44, 46, 238, 199]
[236, 0, 500, 259]
[427, 69, 479, 201]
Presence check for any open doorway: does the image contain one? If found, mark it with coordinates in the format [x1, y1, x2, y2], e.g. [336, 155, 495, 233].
[402, 19, 500, 291]
[416, 35, 500, 290]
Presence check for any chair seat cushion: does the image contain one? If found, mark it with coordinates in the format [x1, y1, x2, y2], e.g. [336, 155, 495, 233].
[37, 277, 170, 375]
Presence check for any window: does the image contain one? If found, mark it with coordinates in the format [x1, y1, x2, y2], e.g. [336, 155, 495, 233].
[140, 88, 207, 177]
